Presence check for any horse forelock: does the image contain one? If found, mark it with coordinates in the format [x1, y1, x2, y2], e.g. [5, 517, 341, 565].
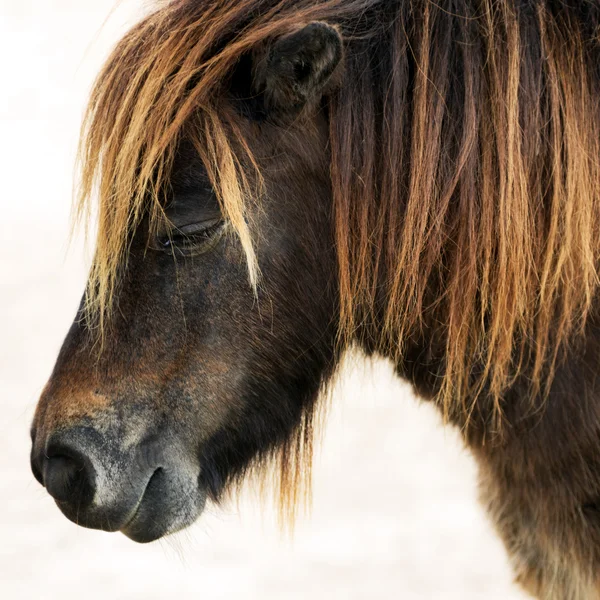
[75, 0, 600, 527]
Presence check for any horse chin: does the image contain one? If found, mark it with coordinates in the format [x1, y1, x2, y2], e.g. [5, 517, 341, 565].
[120, 468, 207, 544]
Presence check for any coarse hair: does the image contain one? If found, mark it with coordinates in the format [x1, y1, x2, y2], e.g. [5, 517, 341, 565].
[77, 0, 600, 516]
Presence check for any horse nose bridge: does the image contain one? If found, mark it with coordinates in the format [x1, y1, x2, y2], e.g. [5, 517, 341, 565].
[32, 379, 116, 439]
[32, 378, 168, 472]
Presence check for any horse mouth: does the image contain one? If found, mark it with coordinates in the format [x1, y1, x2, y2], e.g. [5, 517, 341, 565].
[121, 467, 206, 543]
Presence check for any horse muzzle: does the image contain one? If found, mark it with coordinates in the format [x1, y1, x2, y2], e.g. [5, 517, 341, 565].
[30, 424, 206, 543]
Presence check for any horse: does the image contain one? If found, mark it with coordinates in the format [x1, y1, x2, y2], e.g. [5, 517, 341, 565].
[30, 0, 600, 597]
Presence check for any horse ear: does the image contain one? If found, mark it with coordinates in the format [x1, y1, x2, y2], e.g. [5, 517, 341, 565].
[256, 22, 343, 115]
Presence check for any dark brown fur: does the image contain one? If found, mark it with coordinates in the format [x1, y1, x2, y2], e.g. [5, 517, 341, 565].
[31, 1, 600, 596]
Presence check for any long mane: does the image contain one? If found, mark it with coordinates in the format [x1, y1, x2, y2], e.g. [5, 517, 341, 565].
[78, 0, 600, 516]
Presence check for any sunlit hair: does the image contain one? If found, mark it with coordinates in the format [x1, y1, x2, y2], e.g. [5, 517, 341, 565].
[77, 0, 600, 520]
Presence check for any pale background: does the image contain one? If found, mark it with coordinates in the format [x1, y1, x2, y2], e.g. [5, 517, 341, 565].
[0, 2, 527, 598]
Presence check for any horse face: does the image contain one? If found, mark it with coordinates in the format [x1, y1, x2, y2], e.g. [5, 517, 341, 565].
[30, 23, 343, 542]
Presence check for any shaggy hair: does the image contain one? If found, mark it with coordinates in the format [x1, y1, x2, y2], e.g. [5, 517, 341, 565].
[77, 0, 600, 515]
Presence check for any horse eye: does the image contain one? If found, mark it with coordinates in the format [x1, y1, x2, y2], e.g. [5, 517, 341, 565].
[155, 219, 225, 254]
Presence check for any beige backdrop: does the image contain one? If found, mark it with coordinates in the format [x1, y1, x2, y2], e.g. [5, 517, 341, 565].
[0, 1, 527, 598]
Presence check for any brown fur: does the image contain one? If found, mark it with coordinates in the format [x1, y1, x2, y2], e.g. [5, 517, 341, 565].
[78, 0, 600, 425]
[33, 0, 600, 595]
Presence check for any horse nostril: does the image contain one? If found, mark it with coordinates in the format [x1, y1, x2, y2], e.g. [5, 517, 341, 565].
[30, 455, 44, 485]
[44, 455, 85, 502]
[41, 438, 97, 507]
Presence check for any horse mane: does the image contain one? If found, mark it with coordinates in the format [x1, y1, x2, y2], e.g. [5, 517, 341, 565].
[78, 0, 600, 523]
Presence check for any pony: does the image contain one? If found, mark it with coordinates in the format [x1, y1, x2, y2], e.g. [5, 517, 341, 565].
[30, 0, 600, 597]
